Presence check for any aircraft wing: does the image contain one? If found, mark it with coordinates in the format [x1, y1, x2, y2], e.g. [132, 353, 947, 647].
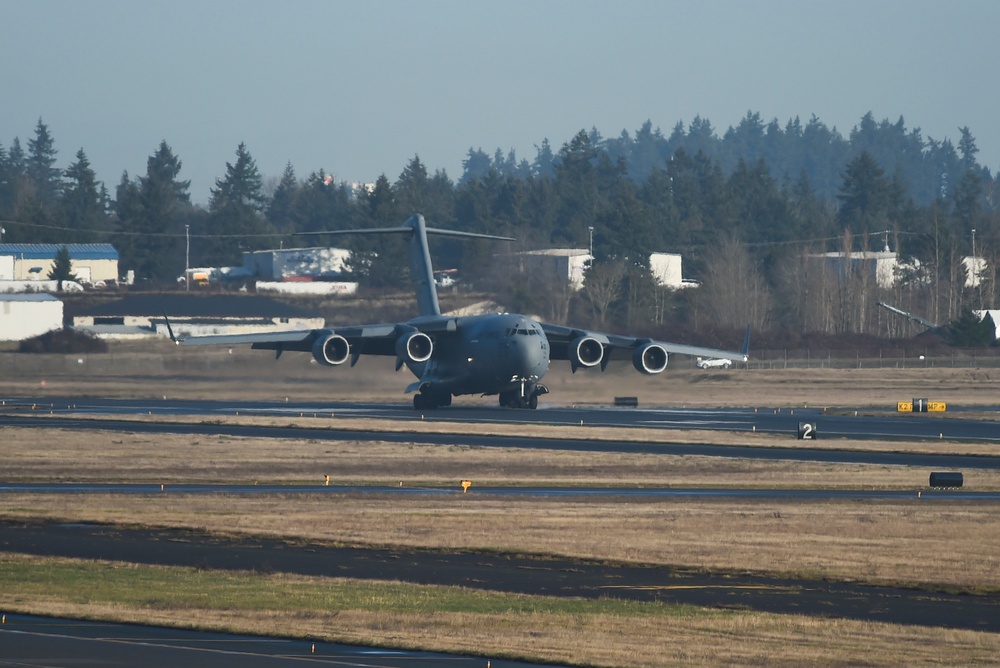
[539, 322, 749, 371]
[169, 315, 460, 362]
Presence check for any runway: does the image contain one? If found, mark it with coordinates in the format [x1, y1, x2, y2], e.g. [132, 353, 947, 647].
[6, 395, 1000, 442]
[3, 410, 1000, 471]
[0, 614, 548, 668]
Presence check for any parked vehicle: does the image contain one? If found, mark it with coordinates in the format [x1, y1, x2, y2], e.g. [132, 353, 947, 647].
[696, 356, 732, 369]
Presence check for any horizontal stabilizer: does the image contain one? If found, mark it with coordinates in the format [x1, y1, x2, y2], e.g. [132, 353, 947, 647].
[298, 225, 513, 242]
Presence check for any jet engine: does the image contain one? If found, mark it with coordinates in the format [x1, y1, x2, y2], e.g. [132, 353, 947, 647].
[312, 333, 350, 366]
[632, 342, 668, 375]
[570, 336, 604, 372]
[395, 331, 433, 364]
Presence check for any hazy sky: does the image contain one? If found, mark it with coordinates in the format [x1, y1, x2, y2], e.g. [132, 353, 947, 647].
[4, 0, 998, 204]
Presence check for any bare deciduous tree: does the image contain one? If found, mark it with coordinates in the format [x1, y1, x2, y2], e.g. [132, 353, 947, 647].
[583, 258, 627, 328]
[700, 235, 771, 330]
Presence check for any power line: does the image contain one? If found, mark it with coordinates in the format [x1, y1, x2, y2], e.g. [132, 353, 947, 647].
[0, 219, 286, 239]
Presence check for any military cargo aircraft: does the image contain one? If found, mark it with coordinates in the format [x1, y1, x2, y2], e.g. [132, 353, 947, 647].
[169, 214, 748, 409]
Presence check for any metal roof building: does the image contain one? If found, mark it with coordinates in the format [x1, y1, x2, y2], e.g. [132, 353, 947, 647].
[0, 243, 119, 260]
[0, 243, 120, 283]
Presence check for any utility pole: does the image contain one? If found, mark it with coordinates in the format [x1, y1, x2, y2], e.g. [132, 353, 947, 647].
[588, 226, 594, 259]
[185, 224, 190, 292]
[972, 227, 982, 310]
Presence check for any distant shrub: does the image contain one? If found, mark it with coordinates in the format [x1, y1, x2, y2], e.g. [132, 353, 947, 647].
[18, 328, 109, 354]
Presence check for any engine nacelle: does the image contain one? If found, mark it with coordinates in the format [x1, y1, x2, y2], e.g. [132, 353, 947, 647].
[395, 331, 433, 364]
[570, 336, 604, 372]
[312, 333, 350, 366]
[632, 343, 668, 375]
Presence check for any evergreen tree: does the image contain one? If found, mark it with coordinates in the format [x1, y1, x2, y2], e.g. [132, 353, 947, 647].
[838, 151, 891, 235]
[112, 171, 140, 276]
[727, 158, 799, 272]
[628, 121, 666, 182]
[116, 141, 191, 281]
[952, 169, 983, 231]
[47, 245, 78, 291]
[202, 142, 272, 266]
[958, 126, 979, 171]
[211, 142, 266, 212]
[394, 155, 430, 215]
[460, 147, 493, 185]
[721, 111, 766, 172]
[26, 119, 61, 208]
[532, 139, 556, 179]
[266, 162, 300, 233]
[61, 149, 107, 242]
[8, 137, 26, 174]
[949, 309, 994, 347]
[551, 130, 600, 247]
[351, 174, 407, 288]
[639, 168, 682, 247]
[285, 169, 357, 257]
[0, 137, 33, 227]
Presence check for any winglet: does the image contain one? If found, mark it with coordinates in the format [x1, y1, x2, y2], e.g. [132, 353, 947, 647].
[740, 325, 751, 361]
[163, 312, 180, 345]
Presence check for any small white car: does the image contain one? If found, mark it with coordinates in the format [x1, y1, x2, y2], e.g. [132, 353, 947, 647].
[696, 357, 732, 369]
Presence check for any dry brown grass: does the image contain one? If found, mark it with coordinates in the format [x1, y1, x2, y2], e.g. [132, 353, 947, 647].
[6, 493, 997, 591]
[4, 425, 1000, 489]
[2, 428, 999, 590]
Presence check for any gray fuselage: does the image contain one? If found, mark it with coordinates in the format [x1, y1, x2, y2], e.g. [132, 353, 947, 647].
[406, 313, 550, 397]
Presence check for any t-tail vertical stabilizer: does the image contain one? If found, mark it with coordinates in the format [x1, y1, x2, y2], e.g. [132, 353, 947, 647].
[403, 214, 517, 316]
[305, 214, 514, 318]
[404, 214, 440, 317]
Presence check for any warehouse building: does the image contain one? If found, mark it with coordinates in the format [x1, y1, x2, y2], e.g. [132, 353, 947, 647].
[0, 243, 119, 284]
[0, 294, 63, 341]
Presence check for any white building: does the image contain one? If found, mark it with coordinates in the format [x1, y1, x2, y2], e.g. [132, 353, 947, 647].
[0, 294, 63, 341]
[0, 254, 13, 280]
[243, 247, 352, 281]
[649, 252, 690, 289]
[509, 249, 592, 291]
[808, 250, 900, 289]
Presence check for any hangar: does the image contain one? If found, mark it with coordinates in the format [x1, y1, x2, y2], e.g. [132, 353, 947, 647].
[0, 294, 63, 341]
[72, 294, 324, 340]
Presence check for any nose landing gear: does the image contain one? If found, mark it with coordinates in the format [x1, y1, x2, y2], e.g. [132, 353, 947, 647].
[499, 382, 547, 409]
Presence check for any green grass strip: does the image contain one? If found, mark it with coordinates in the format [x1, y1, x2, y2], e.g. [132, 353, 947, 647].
[0, 554, 714, 619]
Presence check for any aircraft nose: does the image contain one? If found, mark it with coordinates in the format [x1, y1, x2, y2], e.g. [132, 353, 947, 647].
[512, 336, 547, 377]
